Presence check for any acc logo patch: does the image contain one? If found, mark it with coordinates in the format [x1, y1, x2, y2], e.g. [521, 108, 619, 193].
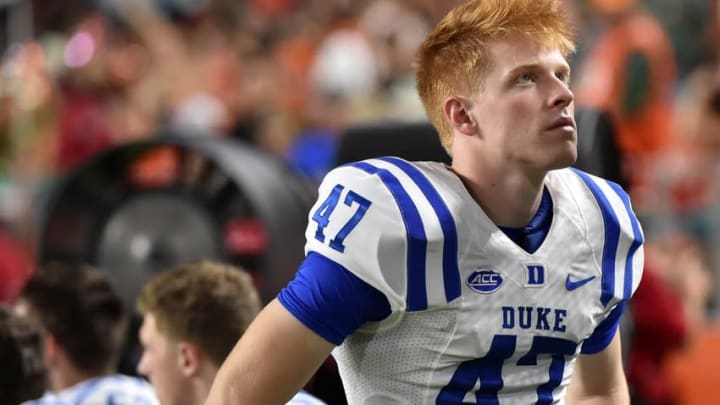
[466, 268, 503, 294]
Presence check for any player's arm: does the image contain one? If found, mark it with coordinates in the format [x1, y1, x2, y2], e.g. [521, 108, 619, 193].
[565, 171, 642, 405]
[205, 163, 399, 405]
[565, 331, 629, 405]
[204, 299, 334, 405]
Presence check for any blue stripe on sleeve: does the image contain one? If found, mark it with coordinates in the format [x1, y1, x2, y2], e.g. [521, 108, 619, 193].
[351, 161, 429, 311]
[580, 301, 626, 354]
[607, 181, 644, 300]
[278, 252, 392, 345]
[379, 157, 461, 303]
[572, 169, 621, 307]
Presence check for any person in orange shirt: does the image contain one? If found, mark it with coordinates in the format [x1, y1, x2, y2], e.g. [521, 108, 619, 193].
[664, 327, 720, 405]
[573, 0, 677, 209]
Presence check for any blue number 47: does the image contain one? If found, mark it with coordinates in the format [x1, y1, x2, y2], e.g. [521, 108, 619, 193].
[312, 184, 372, 253]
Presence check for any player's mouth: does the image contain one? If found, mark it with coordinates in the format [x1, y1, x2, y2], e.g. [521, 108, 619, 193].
[545, 116, 576, 132]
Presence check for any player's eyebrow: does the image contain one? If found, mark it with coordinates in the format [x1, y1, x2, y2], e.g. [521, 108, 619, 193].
[505, 62, 571, 78]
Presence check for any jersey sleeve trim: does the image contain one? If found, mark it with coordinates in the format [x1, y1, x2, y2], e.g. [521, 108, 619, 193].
[350, 161, 429, 311]
[580, 301, 626, 354]
[606, 181, 644, 300]
[572, 169, 643, 306]
[572, 169, 620, 307]
[378, 157, 461, 303]
[278, 252, 392, 345]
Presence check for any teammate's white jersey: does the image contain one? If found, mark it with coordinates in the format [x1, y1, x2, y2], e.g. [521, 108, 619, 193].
[22, 374, 159, 405]
[22, 375, 324, 405]
[303, 158, 644, 405]
[287, 390, 328, 405]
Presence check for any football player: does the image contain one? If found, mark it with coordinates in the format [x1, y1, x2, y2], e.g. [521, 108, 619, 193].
[16, 263, 159, 405]
[136, 260, 326, 405]
[205, 0, 643, 404]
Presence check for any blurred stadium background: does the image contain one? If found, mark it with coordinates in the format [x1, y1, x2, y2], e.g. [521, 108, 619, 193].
[2, 0, 720, 403]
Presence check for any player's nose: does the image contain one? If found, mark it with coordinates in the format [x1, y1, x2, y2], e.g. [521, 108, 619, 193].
[549, 78, 573, 109]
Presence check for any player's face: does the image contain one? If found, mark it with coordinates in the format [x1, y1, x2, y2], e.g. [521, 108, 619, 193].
[470, 34, 576, 172]
[137, 314, 189, 405]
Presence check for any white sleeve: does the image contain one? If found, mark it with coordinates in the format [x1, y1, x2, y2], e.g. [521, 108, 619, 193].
[570, 169, 645, 309]
[305, 163, 409, 312]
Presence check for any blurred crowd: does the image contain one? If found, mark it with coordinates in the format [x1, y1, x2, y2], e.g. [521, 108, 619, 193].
[0, 0, 468, 269]
[3, 0, 720, 404]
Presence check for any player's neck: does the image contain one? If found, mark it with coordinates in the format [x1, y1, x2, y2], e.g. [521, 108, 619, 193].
[192, 362, 221, 405]
[450, 161, 546, 228]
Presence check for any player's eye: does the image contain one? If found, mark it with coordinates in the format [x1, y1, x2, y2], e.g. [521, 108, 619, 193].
[555, 71, 570, 84]
[516, 73, 536, 84]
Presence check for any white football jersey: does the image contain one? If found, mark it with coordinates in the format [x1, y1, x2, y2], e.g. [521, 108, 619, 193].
[287, 390, 328, 405]
[304, 157, 644, 405]
[22, 374, 159, 405]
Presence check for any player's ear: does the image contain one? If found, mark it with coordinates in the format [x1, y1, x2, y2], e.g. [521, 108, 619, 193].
[444, 96, 478, 137]
[177, 342, 201, 377]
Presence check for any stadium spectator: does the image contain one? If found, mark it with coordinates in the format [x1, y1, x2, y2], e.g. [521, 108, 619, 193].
[573, 0, 677, 211]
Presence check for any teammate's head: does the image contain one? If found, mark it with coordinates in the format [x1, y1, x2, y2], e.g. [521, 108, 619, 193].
[0, 305, 46, 405]
[415, 0, 575, 152]
[16, 262, 127, 376]
[136, 260, 261, 405]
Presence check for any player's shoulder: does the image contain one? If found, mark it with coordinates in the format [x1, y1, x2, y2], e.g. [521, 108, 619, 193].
[319, 157, 453, 210]
[548, 167, 639, 230]
[306, 157, 457, 311]
[21, 375, 158, 405]
[94, 373, 153, 387]
[550, 168, 645, 304]
[323, 156, 448, 188]
[547, 167, 623, 193]
[547, 168, 643, 260]
[91, 375, 159, 403]
[19, 393, 52, 405]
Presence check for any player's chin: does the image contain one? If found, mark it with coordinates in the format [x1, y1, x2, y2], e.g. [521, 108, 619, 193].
[544, 147, 577, 171]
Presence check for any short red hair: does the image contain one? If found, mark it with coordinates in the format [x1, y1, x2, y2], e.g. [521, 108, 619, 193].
[415, 0, 576, 152]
